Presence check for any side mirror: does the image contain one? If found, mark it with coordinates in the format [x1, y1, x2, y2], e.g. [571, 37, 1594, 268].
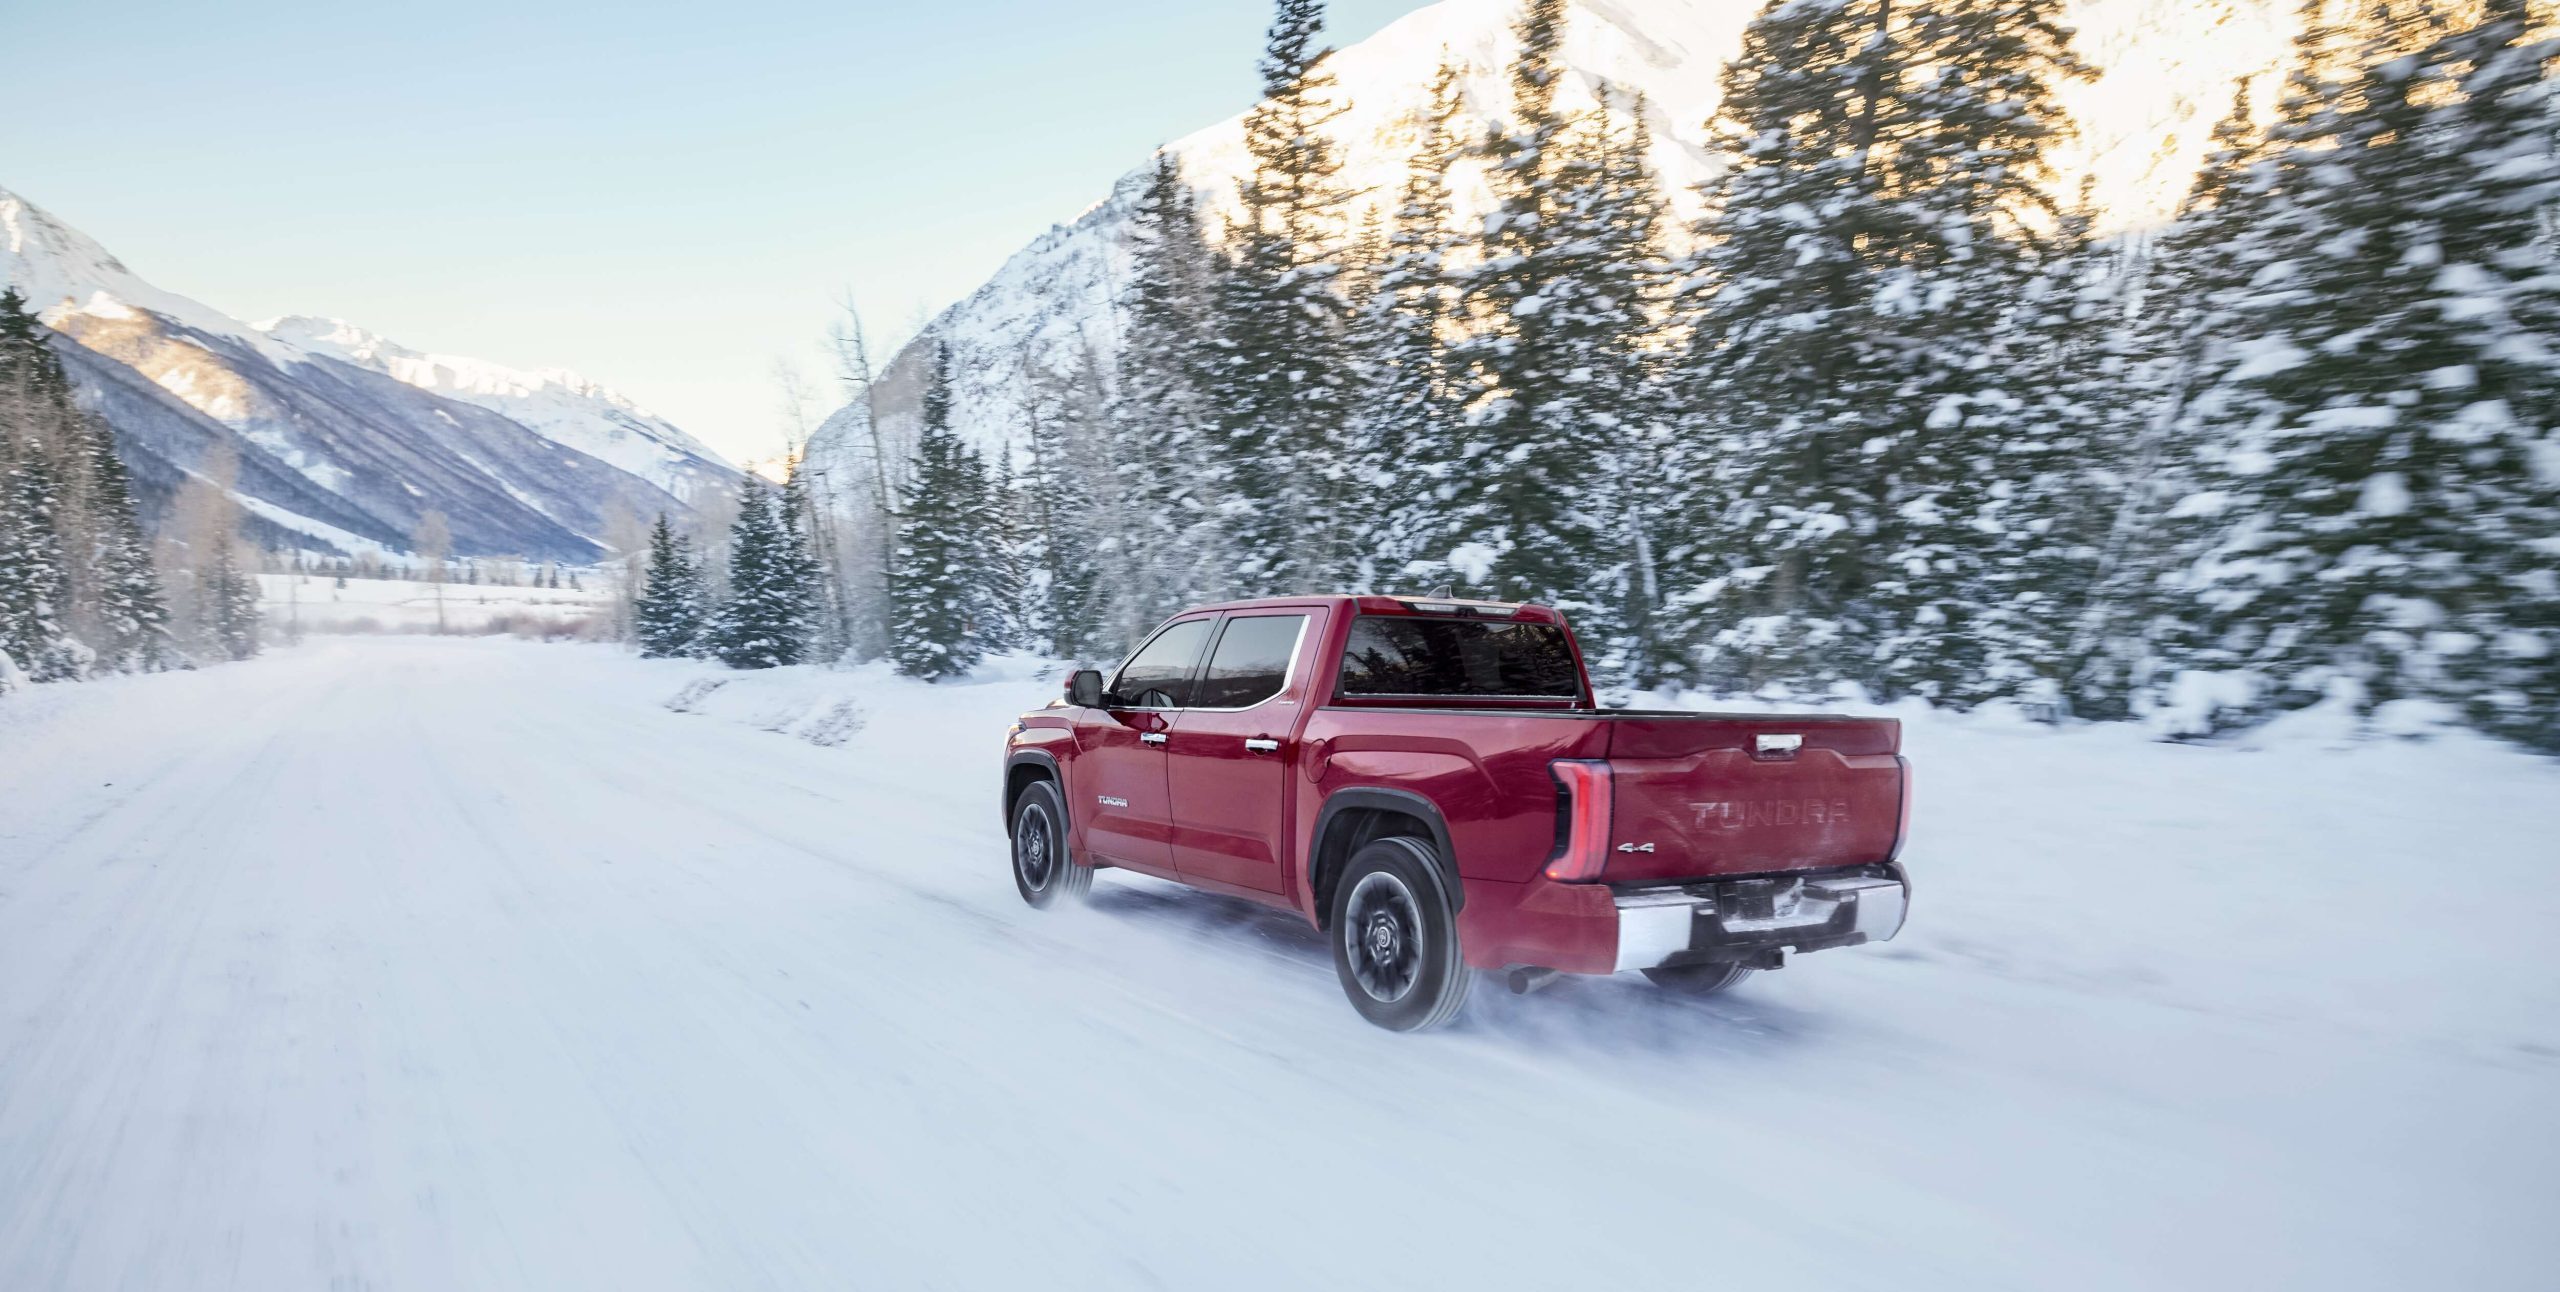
[1066, 669, 1106, 708]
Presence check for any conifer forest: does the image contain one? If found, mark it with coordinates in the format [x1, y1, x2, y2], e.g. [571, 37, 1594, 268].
[709, 0, 2559, 754]
[0, 288, 254, 693]
[12, 0, 2557, 755]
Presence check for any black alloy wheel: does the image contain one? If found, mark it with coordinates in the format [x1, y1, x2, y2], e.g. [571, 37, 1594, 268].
[1330, 836, 1471, 1032]
[1010, 780, 1092, 908]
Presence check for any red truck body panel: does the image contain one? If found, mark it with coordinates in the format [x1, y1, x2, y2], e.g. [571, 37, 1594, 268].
[1593, 718, 1906, 884]
[1007, 595, 1912, 977]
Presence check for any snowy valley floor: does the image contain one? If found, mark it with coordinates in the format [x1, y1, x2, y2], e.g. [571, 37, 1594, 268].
[1, 638, 2555, 1291]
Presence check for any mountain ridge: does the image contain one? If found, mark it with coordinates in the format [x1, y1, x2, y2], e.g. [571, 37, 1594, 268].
[2, 183, 734, 561]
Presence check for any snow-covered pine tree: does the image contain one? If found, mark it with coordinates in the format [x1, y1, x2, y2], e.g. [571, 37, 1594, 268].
[707, 479, 815, 670]
[1870, 0, 2095, 709]
[0, 288, 169, 678]
[1676, 0, 2091, 707]
[887, 345, 989, 680]
[0, 294, 76, 683]
[2433, 0, 2560, 749]
[206, 536, 261, 662]
[1335, 208, 1392, 586]
[0, 438, 81, 681]
[975, 445, 1034, 654]
[1020, 339, 1113, 657]
[1955, 181, 2126, 717]
[2178, 0, 2560, 739]
[1349, 57, 1471, 592]
[1515, 88, 1686, 691]
[1112, 150, 1231, 632]
[634, 513, 708, 658]
[2096, 84, 2276, 721]
[1444, 0, 1618, 613]
[0, 288, 73, 414]
[75, 416, 171, 673]
[1893, 0, 2087, 251]
[1212, 0, 1360, 595]
[1675, 0, 1938, 699]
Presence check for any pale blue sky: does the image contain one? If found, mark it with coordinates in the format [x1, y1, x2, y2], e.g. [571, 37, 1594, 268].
[5, 0, 1423, 463]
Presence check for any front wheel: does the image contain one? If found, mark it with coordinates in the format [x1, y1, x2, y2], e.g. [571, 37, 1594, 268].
[1330, 837, 1471, 1032]
[1010, 780, 1092, 908]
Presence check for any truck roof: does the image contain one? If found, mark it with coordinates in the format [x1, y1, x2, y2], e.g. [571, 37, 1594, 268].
[1178, 594, 1566, 624]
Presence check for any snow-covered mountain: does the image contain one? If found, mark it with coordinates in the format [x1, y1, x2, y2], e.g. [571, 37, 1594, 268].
[253, 315, 728, 502]
[831, 0, 2296, 464]
[1, 184, 734, 560]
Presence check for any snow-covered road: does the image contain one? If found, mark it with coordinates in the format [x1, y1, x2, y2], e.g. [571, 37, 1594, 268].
[2, 639, 2553, 1291]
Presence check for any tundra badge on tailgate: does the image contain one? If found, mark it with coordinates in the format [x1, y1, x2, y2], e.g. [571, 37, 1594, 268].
[1689, 799, 1854, 828]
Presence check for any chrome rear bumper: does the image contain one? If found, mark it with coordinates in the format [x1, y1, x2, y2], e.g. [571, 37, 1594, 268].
[1612, 870, 1909, 973]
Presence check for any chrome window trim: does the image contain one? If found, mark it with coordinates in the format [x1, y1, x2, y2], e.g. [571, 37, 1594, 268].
[1325, 691, 1584, 702]
[1185, 613, 1314, 714]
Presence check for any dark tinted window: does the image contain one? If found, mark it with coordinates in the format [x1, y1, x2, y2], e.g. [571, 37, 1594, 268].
[1336, 616, 1581, 699]
[1195, 615, 1307, 708]
[1112, 618, 1213, 708]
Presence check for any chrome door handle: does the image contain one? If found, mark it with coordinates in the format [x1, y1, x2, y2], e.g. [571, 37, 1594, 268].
[1140, 733, 1168, 746]
[1244, 738, 1280, 754]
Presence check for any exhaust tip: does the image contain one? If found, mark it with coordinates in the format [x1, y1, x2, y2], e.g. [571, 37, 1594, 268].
[1506, 967, 1562, 995]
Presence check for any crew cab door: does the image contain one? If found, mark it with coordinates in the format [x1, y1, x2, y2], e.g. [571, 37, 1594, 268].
[1071, 616, 1214, 875]
[1164, 609, 1322, 897]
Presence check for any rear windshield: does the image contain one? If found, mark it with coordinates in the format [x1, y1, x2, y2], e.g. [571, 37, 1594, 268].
[1335, 616, 1581, 700]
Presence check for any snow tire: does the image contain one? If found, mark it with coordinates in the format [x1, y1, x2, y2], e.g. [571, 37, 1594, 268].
[1331, 836, 1471, 1032]
[1011, 780, 1091, 908]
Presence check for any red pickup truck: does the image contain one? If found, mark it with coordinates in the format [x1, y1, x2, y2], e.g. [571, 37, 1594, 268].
[1001, 595, 1913, 1031]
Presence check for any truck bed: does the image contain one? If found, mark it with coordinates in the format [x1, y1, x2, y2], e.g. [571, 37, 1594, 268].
[1320, 700, 1908, 886]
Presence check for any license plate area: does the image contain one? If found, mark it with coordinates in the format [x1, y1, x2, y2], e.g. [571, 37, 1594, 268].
[1711, 877, 1837, 932]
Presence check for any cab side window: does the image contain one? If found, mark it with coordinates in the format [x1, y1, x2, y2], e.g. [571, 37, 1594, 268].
[1193, 615, 1307, 709]
[1111, 618, 1214, 709]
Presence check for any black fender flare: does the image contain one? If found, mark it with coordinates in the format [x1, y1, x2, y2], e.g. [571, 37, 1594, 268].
[1308, 787, 1463, 927]
[1003, 749, 1064, 826]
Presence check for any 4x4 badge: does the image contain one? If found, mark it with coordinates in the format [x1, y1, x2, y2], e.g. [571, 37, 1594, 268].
[1615, 842, 1656, 854]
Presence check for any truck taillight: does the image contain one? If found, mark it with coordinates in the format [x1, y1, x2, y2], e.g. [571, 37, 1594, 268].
[1546, 760, 1614, 882]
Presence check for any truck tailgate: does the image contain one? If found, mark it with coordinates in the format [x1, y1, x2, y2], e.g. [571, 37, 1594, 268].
[1598, 714, 1907, 884]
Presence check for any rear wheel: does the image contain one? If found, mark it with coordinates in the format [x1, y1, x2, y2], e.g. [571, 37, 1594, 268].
[1010, 780, 1091, 908]
[1330, 837, 1471, 1032]
[1641, 962, 1754, 997]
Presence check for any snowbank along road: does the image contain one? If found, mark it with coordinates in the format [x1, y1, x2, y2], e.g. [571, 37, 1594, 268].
[1, 638, 2553, 1291]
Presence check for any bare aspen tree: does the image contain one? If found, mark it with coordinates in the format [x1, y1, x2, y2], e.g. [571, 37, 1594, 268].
[151, 445, 257, 661]
[600, 499, 649, 642]
[819, 296, 906, 660]
[412, 511, 452, 634]
[774, 358, 857, 659]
